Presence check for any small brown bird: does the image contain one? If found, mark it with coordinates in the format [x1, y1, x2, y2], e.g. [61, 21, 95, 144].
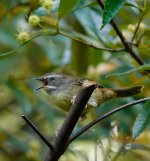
[35, 73, 143, 115]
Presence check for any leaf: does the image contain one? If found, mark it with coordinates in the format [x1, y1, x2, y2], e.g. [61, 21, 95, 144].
[74, 0, 98, 11]
[125, 2, 141, 11]
[34, 7, 50, 16]
[132, 100, 150, 141]
[58, 0, 79, 19]
[35, 0, 97, 16]
[101, 0, 126, 29]
[106, 65, 150, 78]
[74, 7, 102, 40]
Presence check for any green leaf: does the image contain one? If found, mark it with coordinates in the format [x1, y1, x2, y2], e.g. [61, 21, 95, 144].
[36, 0, 98, 16]
[75, 7, 102, 40]
[106, 65, 150, 78]
[58, 0, 79, 19]
[125, 2, 141, 11]
[101, 0, 126, 29]
[132, 100, 150, 141]
[74, 0, 98, 11]
[34, 7, 50, 16]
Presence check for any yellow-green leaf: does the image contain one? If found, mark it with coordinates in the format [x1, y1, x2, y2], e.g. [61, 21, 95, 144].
[132, 100, 150, 141]
[101, 0, 126, 29]
[58, 0, 79, 19]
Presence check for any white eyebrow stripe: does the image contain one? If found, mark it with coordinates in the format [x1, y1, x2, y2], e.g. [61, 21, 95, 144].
[44, 75, 62, 79]
[46, 85, 57, 89]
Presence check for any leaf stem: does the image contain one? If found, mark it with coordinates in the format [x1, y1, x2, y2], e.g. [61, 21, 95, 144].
[131, 11, 147, 42]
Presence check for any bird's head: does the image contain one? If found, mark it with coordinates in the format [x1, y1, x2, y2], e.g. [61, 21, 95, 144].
[35, 73, 69, 92]
[35, 73, 67, 92]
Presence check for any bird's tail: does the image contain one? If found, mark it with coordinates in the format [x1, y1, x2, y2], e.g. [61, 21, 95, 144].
[113, 85, 143, 97]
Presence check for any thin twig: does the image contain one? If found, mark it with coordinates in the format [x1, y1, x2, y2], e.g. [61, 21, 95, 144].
[69, 97, 150, 143]
[22, 115, 54, 151]
[131, 11, 147, 42]
[0, 30, 57, 60]
[59, 31, 125, 52]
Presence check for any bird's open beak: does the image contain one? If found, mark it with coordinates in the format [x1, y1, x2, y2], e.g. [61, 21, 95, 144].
[34, 77, 57, 91]
[34, 86, 44, 91]
[34, 77, 48, 91]
[35, 77, 44, 81]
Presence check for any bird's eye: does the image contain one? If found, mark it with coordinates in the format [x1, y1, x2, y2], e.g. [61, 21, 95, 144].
[50, 77, 55, 81]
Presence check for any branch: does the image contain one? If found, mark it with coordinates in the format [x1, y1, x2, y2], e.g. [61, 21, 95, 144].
[69, 97, 150, 143]
[59, 31, 125, 52]
[45, 83, 96, 161]
[22, 115, 54, 151]
[97, 0, 145, 66]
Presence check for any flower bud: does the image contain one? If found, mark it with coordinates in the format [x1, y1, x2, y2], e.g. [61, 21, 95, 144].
[42, 0, 54, 10]
[127, 24, 135, 32]
[139, 23, 145, 30]
[28, 15, 40, 27]
[17, 31, 30, 43]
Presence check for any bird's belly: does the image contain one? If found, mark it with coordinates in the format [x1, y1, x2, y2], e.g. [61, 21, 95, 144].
[48, 87, 78, 112]
[53, 97, 72, 112]
[48, 86, 107, 113]
[49, 92, 99, 113]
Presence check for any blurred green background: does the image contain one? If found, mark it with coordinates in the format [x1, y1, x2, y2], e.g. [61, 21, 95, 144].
[0, 0, 150, 161]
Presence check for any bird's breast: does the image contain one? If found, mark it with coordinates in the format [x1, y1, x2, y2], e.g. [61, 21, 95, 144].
[48, 84, 80, 112]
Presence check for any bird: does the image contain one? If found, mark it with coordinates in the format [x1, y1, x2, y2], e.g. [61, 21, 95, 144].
[35, 73, 143, 116]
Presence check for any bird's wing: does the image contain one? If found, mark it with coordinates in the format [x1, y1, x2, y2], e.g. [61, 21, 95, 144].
[73, 78, 86, 86]
[72, 76, 104, 88]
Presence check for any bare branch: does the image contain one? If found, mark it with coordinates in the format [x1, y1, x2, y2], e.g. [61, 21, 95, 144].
[69, 97, 150, 143]
[22, 115, 54, 151]
[59, 31, 125, 52]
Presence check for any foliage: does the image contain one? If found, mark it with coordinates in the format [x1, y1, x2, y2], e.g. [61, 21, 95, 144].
[101, 0, 126, 28]
[0, 0, 150, 161]
[132, 100, 150, 141]
[58, 0, 79, 19]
